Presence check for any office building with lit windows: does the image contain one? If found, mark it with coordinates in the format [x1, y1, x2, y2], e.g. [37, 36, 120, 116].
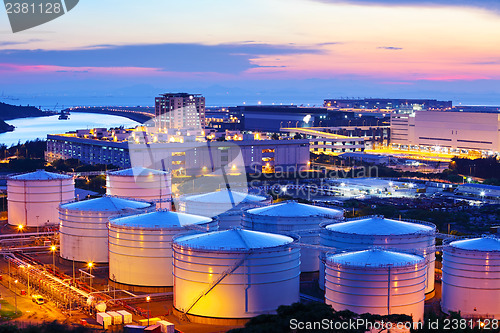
[155, 93, 206, 130]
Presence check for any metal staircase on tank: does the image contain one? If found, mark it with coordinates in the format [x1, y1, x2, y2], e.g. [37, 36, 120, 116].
[181, 228, 253, 319]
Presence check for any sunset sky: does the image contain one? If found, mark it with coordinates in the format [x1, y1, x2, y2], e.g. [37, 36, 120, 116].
[1, 0, 500, 106]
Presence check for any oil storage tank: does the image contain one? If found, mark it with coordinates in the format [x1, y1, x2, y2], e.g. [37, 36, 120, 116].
[242, 201, 343, 272]
[320, 215, 436, 294]
[441, 236, 500, 318]
[173, 228, 300, 323]
[325, 248, 426, 322]
[108, 210, 218, 292]
[179, 190, 271, 230]
[8, 170, 74, 227]
[59, 196, 154, 263]
[106, 167, 172, 209]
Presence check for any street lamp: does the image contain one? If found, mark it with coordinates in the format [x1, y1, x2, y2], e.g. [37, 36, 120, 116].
[17, 225, 24, 232]
[88, 262, 94, 289]
[50, 245, 57, 272]
[14, 279, 18, 315]
[21, 264, 31, 296]
[146, 296, 151, 325]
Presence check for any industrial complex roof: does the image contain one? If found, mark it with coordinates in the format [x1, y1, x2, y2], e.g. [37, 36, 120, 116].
[174, 228, 294, 251]
[450, 236, 500, 252]
[9, 170, 72, 181]
[107, 167, 168, 176]
[325, 216, 435, 235]
[247, 201, 343, 218]
[183, 189, 267, 204]
[60, 196, 151, 212]
[110, 210, 212, 228]
[327, 248, 424, 267]
[458, 183, 500, 191]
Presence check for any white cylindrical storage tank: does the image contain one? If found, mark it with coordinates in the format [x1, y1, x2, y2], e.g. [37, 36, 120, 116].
[441, 236, 500, 318]
[173, 228, 300, 322]
[325, 249, 426, 322]
[108, 210, 218, 291]
[242, 201, 344, 272]
[179, 190, 271, 230]
[320, 215, 436, 294]
[59, 196, 154, 263]
[106, 167, 172, 209]
[8, 170, 74, 227]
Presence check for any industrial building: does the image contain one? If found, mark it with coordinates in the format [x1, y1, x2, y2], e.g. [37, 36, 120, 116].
[242, 201, 344, 272]
[324, 98, 452, 110]
[7, 170, 74, 227]
[172, 228, 300, 323]
[319, 216, 436, 295]
[108, 210, 217, 291]
[390, 108, 500, 155]
[325, 249, 426, 322]
[179, 190, 271, 230]
[338, 152, 392, 165]
[441, 236, 500, 319]
[155, 93, 205, 130]
[455, 183, 500, 200]
[59, 196, 154, 263]
[46, 129, 310, 175]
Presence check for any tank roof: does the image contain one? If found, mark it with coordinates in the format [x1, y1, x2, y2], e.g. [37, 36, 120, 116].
[60, 196, 151, 212]
[325, 215, 435, 235]
[450, 236, 500, 252]
[183, 189, 267, 204]
[174, 228, 293, 251]
[9, 170, 72, 181]
[107, 167, 168, 176]
[110, 210, 212, 228]
[247, 201, 343, 217]
[327, 248, 424, 267]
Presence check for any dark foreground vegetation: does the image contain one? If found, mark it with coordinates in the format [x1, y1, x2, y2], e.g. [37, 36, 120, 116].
[228, 303, 496, 333]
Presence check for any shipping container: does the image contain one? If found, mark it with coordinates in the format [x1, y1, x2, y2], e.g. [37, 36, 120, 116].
[117, 310, 133, 324]
[157, 320, 175, 333]
[107, 311, 123, 325]
[97, 312, 112, 329]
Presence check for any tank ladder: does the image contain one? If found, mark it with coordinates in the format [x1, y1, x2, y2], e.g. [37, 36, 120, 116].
[182, 252, 252, 317]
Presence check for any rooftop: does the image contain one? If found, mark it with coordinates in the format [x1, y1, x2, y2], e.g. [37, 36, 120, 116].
[182, 189, 267, 204]
[174, 228, 294, 251]
[458, 183, 500, 191]
[327, 248, 424, 267]
[60, 196, 152, 212]
[325, 215, 435, 235]
[107, 167, 168, 177]
[450, 236, 500, 252]
[9, 170, 72, 181]
[110, 210, 212, 228]
[247, 201, 343, 218]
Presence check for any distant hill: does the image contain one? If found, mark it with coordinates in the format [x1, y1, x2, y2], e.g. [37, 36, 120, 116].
[0, 119, 14, 133]
[0, 102, 46, 120]
[0, 102, 47, 134]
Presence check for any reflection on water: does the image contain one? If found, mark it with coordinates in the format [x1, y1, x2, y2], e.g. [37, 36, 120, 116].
[0, 113, 139, 146]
